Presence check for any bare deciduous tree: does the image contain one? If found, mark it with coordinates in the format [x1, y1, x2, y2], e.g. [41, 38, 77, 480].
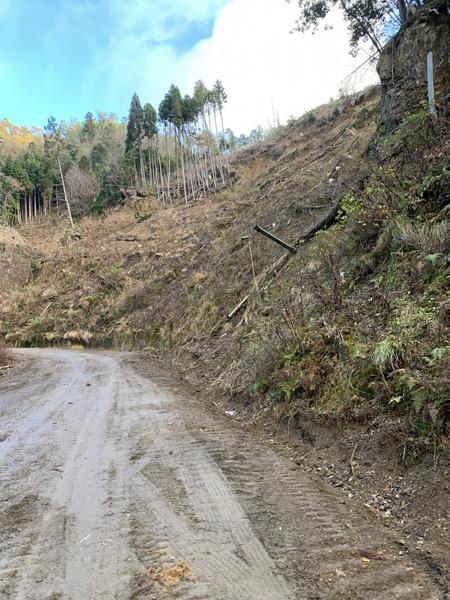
[65, 166, 99, 217]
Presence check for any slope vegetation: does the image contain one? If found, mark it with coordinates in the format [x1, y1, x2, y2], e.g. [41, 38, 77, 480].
[0, 86, 449, 443]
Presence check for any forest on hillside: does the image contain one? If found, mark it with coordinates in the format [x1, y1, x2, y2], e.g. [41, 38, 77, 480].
[0, 80, 266, 227]
[1, 1, 432, 229]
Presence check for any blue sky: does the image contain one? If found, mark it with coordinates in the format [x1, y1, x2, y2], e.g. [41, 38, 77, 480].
[0, 0, 228, 127]
[0, 0, 377, 133]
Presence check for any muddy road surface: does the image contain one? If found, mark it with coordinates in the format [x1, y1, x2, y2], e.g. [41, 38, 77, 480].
[0, 349, 445, 599]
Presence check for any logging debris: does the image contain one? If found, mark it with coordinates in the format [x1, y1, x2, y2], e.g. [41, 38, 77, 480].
[224, 199, 342, 323]
[254, 225, 297, 254]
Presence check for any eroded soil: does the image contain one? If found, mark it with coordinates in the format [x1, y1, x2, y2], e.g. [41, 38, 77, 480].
[0, 349, 447, 599]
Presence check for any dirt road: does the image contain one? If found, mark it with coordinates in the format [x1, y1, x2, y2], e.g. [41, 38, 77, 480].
[0, 349, 445, 599]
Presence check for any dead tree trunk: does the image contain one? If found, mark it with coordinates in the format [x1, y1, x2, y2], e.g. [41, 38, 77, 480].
[57, 154, 75, 231]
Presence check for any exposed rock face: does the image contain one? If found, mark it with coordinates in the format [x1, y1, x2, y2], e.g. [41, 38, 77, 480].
[377, 1, 450, 131]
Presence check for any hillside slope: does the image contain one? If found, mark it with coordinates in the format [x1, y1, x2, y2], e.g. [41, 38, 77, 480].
[0, 226, 40, 294]
[1, 85, 450, 573]
[1, 85, 449, 443]
[0, 88, 378, 353]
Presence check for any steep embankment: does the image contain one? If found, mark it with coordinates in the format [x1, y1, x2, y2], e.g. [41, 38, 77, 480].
[0, 226, 33, 367]
[1, 84, 449, 441]
[1, 84, 450, 573]
[1, 5, 449, 580]
[0, 88, 378, 351]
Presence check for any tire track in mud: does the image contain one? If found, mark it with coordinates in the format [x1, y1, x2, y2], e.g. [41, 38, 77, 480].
[200, 438, 444, 599]
[131, 365, 445, 600]
[122, 370, 292, 600]
[1, 351, 131, 600]
[1, 350, 446, 600]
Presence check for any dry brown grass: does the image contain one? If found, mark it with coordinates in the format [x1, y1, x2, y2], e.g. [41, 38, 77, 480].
[0, 225, 39, 294]
[0, 340, 11, 368]
[0, 88, 380, 376]
[0, 86, 447, 441]
[395, 219, 450, 254]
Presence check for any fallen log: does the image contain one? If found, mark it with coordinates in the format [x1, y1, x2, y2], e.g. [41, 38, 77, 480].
[298, 200, 340, 244]
[220, 202, 341, 325]
[216, 130, 361, 329]
[116, 235, 139, 242]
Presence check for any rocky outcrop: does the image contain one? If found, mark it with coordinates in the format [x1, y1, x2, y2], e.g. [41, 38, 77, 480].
[377, 1, 450, 131]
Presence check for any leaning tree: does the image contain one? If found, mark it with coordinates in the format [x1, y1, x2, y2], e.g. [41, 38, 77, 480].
[289, 0, 426, 53]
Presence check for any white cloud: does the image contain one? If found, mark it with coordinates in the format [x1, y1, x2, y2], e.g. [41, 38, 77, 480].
[108, 0, 228, 43]
[189, 0, 378, 132]
[83, 0, 228, 110]
[86, 0, 378, 133]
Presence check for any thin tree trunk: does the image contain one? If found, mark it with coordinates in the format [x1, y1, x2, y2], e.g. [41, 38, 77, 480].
[184, 131, 197, 199]
[138, 141, 146, 186]
[213, 108, 225, 183]
[397, 0, 407, 23]
[149, 141, 153, 187]
[204, 109, 218, 189]
[157, 136, 165, 203]
[165, 127, 172, 202]
[200, 113, 212, 191]
[57, 154, 75, 231]
[219, 108, 230, 172]
[191, 135, 202, 195]
[174, 130, 180, 198]
[177, 129, 188, 202]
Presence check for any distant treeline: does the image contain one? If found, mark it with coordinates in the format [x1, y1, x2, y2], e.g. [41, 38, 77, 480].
[0, 81, 267, 226]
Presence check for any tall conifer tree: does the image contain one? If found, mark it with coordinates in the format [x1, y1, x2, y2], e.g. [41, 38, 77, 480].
[125, 93, 144, 153]
[125, 93, 145, 184]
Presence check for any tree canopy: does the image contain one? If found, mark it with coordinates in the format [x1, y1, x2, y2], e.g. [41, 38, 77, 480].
[125, 93, 145, 153]
[290, 0, 425, 52]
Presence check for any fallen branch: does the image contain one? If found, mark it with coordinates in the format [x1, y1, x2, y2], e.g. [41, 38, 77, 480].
[41, 302, 53, 316]
[254, 225, 297, 254]
[299, 134, 359, 201]
[116, 235, 138, 242]
[215, 131, 362, 331]
[227, 296, 249, 320]
[222, 203, 341, 325]
[291, 204, 328, 212]
[262, 126, 355, 197]
[221, 201, 341, 326]
[248, 241, 259, 294]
